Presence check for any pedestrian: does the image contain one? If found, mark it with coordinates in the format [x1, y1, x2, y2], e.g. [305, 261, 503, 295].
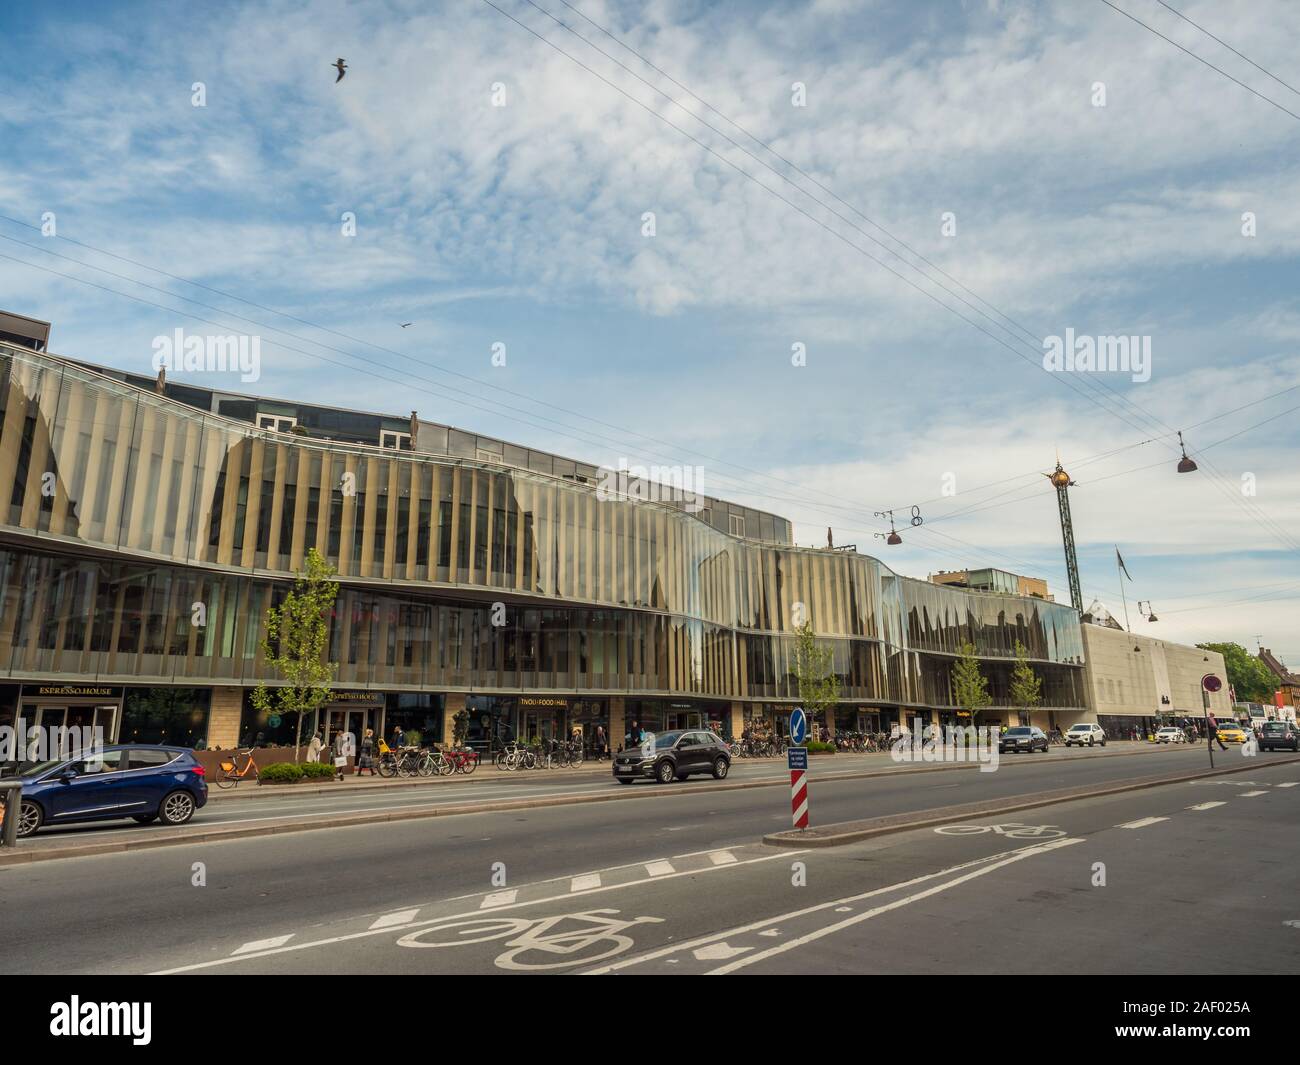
[391, 725, 405, 751]
[595, 724, 607, 760]
[307, 730, 323, 763]
[627, 720, 639, 748]
[1206, 712, 1228, 751]
[356, 728, 377, 775]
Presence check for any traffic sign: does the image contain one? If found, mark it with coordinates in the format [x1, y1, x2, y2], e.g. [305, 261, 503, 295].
[790, 707, 808, 746]
[790, 764, 809, 830]
[1202, 674, 1222, 693]
[787, 747, 808, 772]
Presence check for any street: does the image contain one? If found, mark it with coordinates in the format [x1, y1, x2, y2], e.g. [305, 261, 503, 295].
[2, 745, 1296, 975]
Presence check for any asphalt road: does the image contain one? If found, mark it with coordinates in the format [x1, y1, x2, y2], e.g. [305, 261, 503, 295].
[1, 745, 1295, 974]
[15, 740, 1209, 852]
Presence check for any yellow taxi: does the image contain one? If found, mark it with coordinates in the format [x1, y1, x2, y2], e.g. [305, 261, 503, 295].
[1216, 722, 1250, 744]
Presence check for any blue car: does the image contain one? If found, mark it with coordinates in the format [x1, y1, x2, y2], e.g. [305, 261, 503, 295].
[12, 745, 208, 838]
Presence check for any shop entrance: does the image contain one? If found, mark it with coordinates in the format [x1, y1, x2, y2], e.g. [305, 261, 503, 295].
[19, 701, 119, 758]
[665, 710, 702, 731]
[324, 706, 379, 750]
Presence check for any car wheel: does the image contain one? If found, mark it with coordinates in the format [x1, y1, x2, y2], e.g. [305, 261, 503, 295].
[656, 760, 675, 784]
[159, 789, 196, 826]
[17, 799, 42, 838]
[1101, 738, 1107, 747]
[131, 813, 158, 824]
[1088, 737, 1094, 747]
[712, 757, 729, 779]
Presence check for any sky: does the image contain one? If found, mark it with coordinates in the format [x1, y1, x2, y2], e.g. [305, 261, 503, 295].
[1, 0, 1297, 668]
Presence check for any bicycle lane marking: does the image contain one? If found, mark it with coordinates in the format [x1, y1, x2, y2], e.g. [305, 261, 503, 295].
[149, 845, 803, 973]
[583, 837, 1083, 974]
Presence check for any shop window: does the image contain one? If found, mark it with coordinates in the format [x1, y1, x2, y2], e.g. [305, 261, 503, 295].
[121, 688, 211, 748]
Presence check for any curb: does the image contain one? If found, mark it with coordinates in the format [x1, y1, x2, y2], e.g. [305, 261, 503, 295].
[0, 744, 1203, 867]
[203, 741, 1174, 802]
[762, 753, 1300, 848]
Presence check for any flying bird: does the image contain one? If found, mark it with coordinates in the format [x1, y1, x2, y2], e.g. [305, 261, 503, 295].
[399, 322, 413, 328]
[333, 58, 347, 83]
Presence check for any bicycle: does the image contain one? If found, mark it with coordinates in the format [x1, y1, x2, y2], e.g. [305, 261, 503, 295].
[446, 746, 480, 774]
[216, 749, 260, 789]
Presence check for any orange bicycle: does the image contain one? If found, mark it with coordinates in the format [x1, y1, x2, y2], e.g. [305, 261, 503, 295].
[216, 749, 261, 789]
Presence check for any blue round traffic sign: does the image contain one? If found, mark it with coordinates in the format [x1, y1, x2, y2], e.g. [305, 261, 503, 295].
[790, 707, 807, 746]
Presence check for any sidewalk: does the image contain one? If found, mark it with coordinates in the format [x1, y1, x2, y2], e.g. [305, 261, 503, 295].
[205, 739, 1172, 801]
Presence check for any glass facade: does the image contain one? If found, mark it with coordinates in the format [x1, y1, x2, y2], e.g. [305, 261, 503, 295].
[0, 343, 1088, 716]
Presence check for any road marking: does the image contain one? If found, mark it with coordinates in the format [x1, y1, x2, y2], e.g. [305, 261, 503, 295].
[481, 890, 518, 908]
[369, 909, 420, 930]
[645, 861, 675, 877]
[1187, 802, 1226, 811]
[705, 838, 1085, 975]
[1276, 782, 1298, 788]
[587, 839, 1078, 974]
[758, 929, 781, 937]
[232, 934, 293, 955]
[151, 847, 803, 974]
[693, 942, 750, 961]
[1240, 790, 1267, 797]
[570, 873, 602, 892]
[835, 906, 852, 913]
[709, 850, 737, 865]
[1117, 817, 1169, 829]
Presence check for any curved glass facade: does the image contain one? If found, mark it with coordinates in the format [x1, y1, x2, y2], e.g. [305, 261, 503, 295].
[0, 344, 1086, 712]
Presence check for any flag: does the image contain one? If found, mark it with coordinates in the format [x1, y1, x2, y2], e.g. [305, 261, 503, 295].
[1116, 547, 1132, 581]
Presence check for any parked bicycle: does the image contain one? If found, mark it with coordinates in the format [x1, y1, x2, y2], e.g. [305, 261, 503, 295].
[216, 749, 260, 789]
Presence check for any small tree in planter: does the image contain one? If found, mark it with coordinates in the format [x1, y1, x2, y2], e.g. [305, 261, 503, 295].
[452, 709, 469, 748]
[793, 620, 841, 737]
[1009, 640, 1043, 726]
[251, 548, 339, 762]
[952, 641, 992, 726]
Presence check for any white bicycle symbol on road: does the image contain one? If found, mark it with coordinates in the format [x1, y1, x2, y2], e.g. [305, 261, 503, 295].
[396, 908, 664, 970]
[934, 822, 1066, 839]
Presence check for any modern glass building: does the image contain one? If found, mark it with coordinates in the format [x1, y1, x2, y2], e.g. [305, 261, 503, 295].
[0, 339, 1091, 757]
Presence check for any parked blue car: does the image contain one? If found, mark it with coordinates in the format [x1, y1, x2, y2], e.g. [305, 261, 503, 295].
[13, 745, 207, 838]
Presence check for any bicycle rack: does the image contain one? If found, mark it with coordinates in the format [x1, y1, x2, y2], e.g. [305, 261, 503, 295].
[0, 779, 22, 847]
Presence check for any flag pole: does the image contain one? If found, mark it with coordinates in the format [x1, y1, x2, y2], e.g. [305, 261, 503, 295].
[1116, 546, 1131, 633]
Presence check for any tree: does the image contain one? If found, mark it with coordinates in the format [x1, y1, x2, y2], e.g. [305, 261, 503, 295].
[251, 548, 339, 761]
[952, 642, 992, 724]
[793, 621, 841, 732]
[1197, 642, 1276, 703]
[1008, 640, 1043, 725]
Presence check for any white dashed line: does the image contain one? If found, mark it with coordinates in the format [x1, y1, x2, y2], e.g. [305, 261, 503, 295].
[480, 889, 518, 908]
[369, 909, 419, 930]
[1187, 802, 1227, 811]
[570, 873, 602, 892]
[709, 850, 738, 866]
[233, 934, 293, 955]
[1117, 817, 1169, 829]
[1276, 782, 1298, 788]
[1240, 790, 1267, 797]
[645, 860, 675, 877]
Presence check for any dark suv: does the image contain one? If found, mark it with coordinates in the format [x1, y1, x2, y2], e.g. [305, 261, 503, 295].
[613, 730, 731, 784]
[1257, 721, 1299, 752]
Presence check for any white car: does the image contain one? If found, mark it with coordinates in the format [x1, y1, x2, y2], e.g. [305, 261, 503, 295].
[1155, 726, 1186, 744]
[1064, 723, 1107, 747]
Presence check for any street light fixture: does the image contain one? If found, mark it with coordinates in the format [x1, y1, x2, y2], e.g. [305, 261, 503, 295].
[1176, 431, 1198, 474]
[873, 509, 902, 545]
[1138, 600, 1158, 622]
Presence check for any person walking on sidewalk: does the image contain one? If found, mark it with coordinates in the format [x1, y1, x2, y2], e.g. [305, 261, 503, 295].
[594, 724, 607, 760]
[1206, 712, 1228, 751]
[356, 728, 377, 775]
[307, 730, 323, 763]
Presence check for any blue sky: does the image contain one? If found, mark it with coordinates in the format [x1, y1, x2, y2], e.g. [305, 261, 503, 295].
[1, 0, 1298, 667]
